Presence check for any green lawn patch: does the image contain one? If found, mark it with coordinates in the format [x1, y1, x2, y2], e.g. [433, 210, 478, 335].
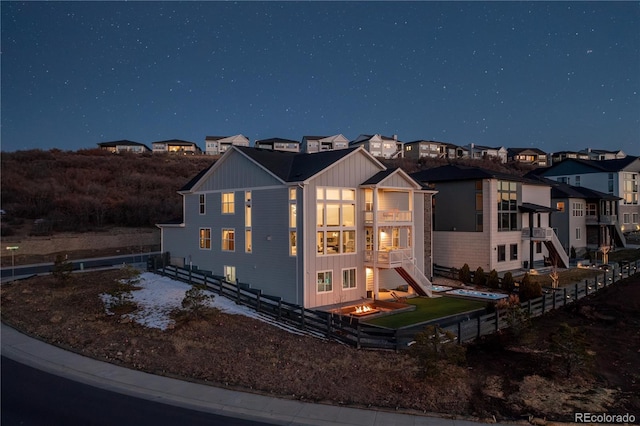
[363, 296, 487, 329]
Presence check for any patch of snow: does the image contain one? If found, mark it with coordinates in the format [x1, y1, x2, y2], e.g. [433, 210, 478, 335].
[100, 272, 315, 336]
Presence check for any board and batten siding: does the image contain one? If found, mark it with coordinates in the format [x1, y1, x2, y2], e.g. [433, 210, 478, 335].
[302, 150, 384, 308]
[196, 150, 283, 192]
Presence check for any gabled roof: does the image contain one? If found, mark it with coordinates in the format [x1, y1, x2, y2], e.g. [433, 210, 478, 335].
[152, 139, 199, 146]
[542, 156, 639, 175]
[181, 146, 370, 192]
[255, 137, 300, 145]
[525, 173, 621, 201]
[411, 164, 544, 185]
[361, 168, 423, 190]
[507, 147, 547, 156]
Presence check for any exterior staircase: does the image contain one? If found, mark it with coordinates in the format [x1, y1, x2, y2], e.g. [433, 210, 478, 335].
[393, 253, 433, 297]
[543, 231, 570, 268]
[612, 224, 627, 248]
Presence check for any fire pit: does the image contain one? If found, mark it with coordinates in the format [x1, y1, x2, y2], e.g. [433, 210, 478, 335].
[349, 304, 380, 317]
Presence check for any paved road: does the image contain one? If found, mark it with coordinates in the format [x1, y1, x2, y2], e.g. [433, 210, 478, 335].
[0, 252, 160, 282]
[1, 356, 271, 426]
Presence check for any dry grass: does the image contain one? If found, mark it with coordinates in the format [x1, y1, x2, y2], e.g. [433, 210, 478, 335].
[2, 269, 639, 422]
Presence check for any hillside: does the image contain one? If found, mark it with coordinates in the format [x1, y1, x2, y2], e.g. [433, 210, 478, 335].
[1, 148, 535, 238]
[1, 149, 215, 235]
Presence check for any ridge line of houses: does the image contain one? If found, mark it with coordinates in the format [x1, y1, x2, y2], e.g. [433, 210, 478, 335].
[97, 135, 629, 166]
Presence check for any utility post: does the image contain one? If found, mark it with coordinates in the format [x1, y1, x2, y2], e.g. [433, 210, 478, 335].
[6, 246, 19, 282]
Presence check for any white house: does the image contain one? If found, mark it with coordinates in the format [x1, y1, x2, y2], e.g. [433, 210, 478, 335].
[204, 135, 250, 155]
[158, 146, 435, 309]
[301, 134, 349, 153]
[412, 164, 567, 273]
[349, 134, 404, 159]
[539, 156, 639, 235]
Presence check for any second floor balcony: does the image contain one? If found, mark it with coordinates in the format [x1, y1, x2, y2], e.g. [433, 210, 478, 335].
[364, 210, 412, 224]
[521, 227, 555, 241]
[364, 248, 412, 268]
[585, 215, 617, 225]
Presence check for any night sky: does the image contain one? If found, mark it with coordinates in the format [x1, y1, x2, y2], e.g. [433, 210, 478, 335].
[1, 1, 639, 154]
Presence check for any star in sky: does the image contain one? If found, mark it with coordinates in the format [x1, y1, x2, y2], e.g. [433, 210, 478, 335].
[1, 1, 638, 154]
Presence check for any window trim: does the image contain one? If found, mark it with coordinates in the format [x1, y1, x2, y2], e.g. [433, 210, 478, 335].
[342, 268, 357, 290]
[317, 270, 333, 293]
[222, 192, 235, 214]
[222, 228, 235, 252]
[199, 227, 211, 250]
[199, 194, 206, 215]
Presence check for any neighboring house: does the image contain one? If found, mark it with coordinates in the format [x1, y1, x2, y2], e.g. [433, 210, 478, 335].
[538, 178, 625, 255]
[301, 134, 349, 153]
[254, 137, 300, 152]
[507, 148, 549, 167]
[465, 143, 508, 163]
[538, 156, 640, 235]
[349, 134, 404, 159]
[550, 150, 590, 164]
[152, 139, 202, 154]
[204, 135, 250, 155]
[403, 140, 451, 160]
[157, 146, 435, 309]
[97, 140, 151, 154]
[411, 164, 568, 273]
[579, 148, 626, 161]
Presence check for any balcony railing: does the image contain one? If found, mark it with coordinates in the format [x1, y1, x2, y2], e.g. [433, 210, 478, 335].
[364, 248, 412, 268]
[521, 227, 554, 241]
[585, 215, 617, 225]
[363, 210, 412, 224]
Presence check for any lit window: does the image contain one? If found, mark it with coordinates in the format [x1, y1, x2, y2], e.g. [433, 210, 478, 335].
[245, 229, 252, 253]
[290, 231, 297, 256]
[289, 204, 297, 228]
[497, 180, 518, 231]
[222, 229, 235, 251]
[199, 228, 211, 249]
[556, 202, 565, 213]
[222, 192, 235, 214]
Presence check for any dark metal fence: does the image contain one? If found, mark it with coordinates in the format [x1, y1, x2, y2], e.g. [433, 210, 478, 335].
[148, 257, 639, 350]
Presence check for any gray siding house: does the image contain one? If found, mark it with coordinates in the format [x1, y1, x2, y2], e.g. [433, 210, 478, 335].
[158, 146, 434, 309]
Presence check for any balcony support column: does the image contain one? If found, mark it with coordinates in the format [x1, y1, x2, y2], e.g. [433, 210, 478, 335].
[528, 211, 534, 271]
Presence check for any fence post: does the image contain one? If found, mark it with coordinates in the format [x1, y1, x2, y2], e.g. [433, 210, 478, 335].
[326, 313, 332, 337]
[301, 307, 305, 329]
[356, 321, 361, 349]
[553, 291, 556, 310]
[495, 310, 500, 332]
[188, 268, 192, 285]
[585, 279, 589, 296]
[457, 321, 462, 344]
[527, 299, 531, 315]
[563, 288, 567, 306]
[277, 299, 282, 320]
[574, 282, 579, 301]
[236, 281, 240, 303]
[477, 316, 481, 339]
[256, 290, 262, 312]
[541, 293, 546, 313]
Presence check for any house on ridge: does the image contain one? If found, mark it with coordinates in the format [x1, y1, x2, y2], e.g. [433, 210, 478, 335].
[204, 134, 250, 155]
[411, 164, 568, 273]
[301, 134, 349, 153]
[507, 148, 548, 167]
[254, 137, 300, 152]
[97, 140, 151, 154]
[349, 134, 404, 159]
[157, 146, 435, 309]
[152, 139, 202, 154]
